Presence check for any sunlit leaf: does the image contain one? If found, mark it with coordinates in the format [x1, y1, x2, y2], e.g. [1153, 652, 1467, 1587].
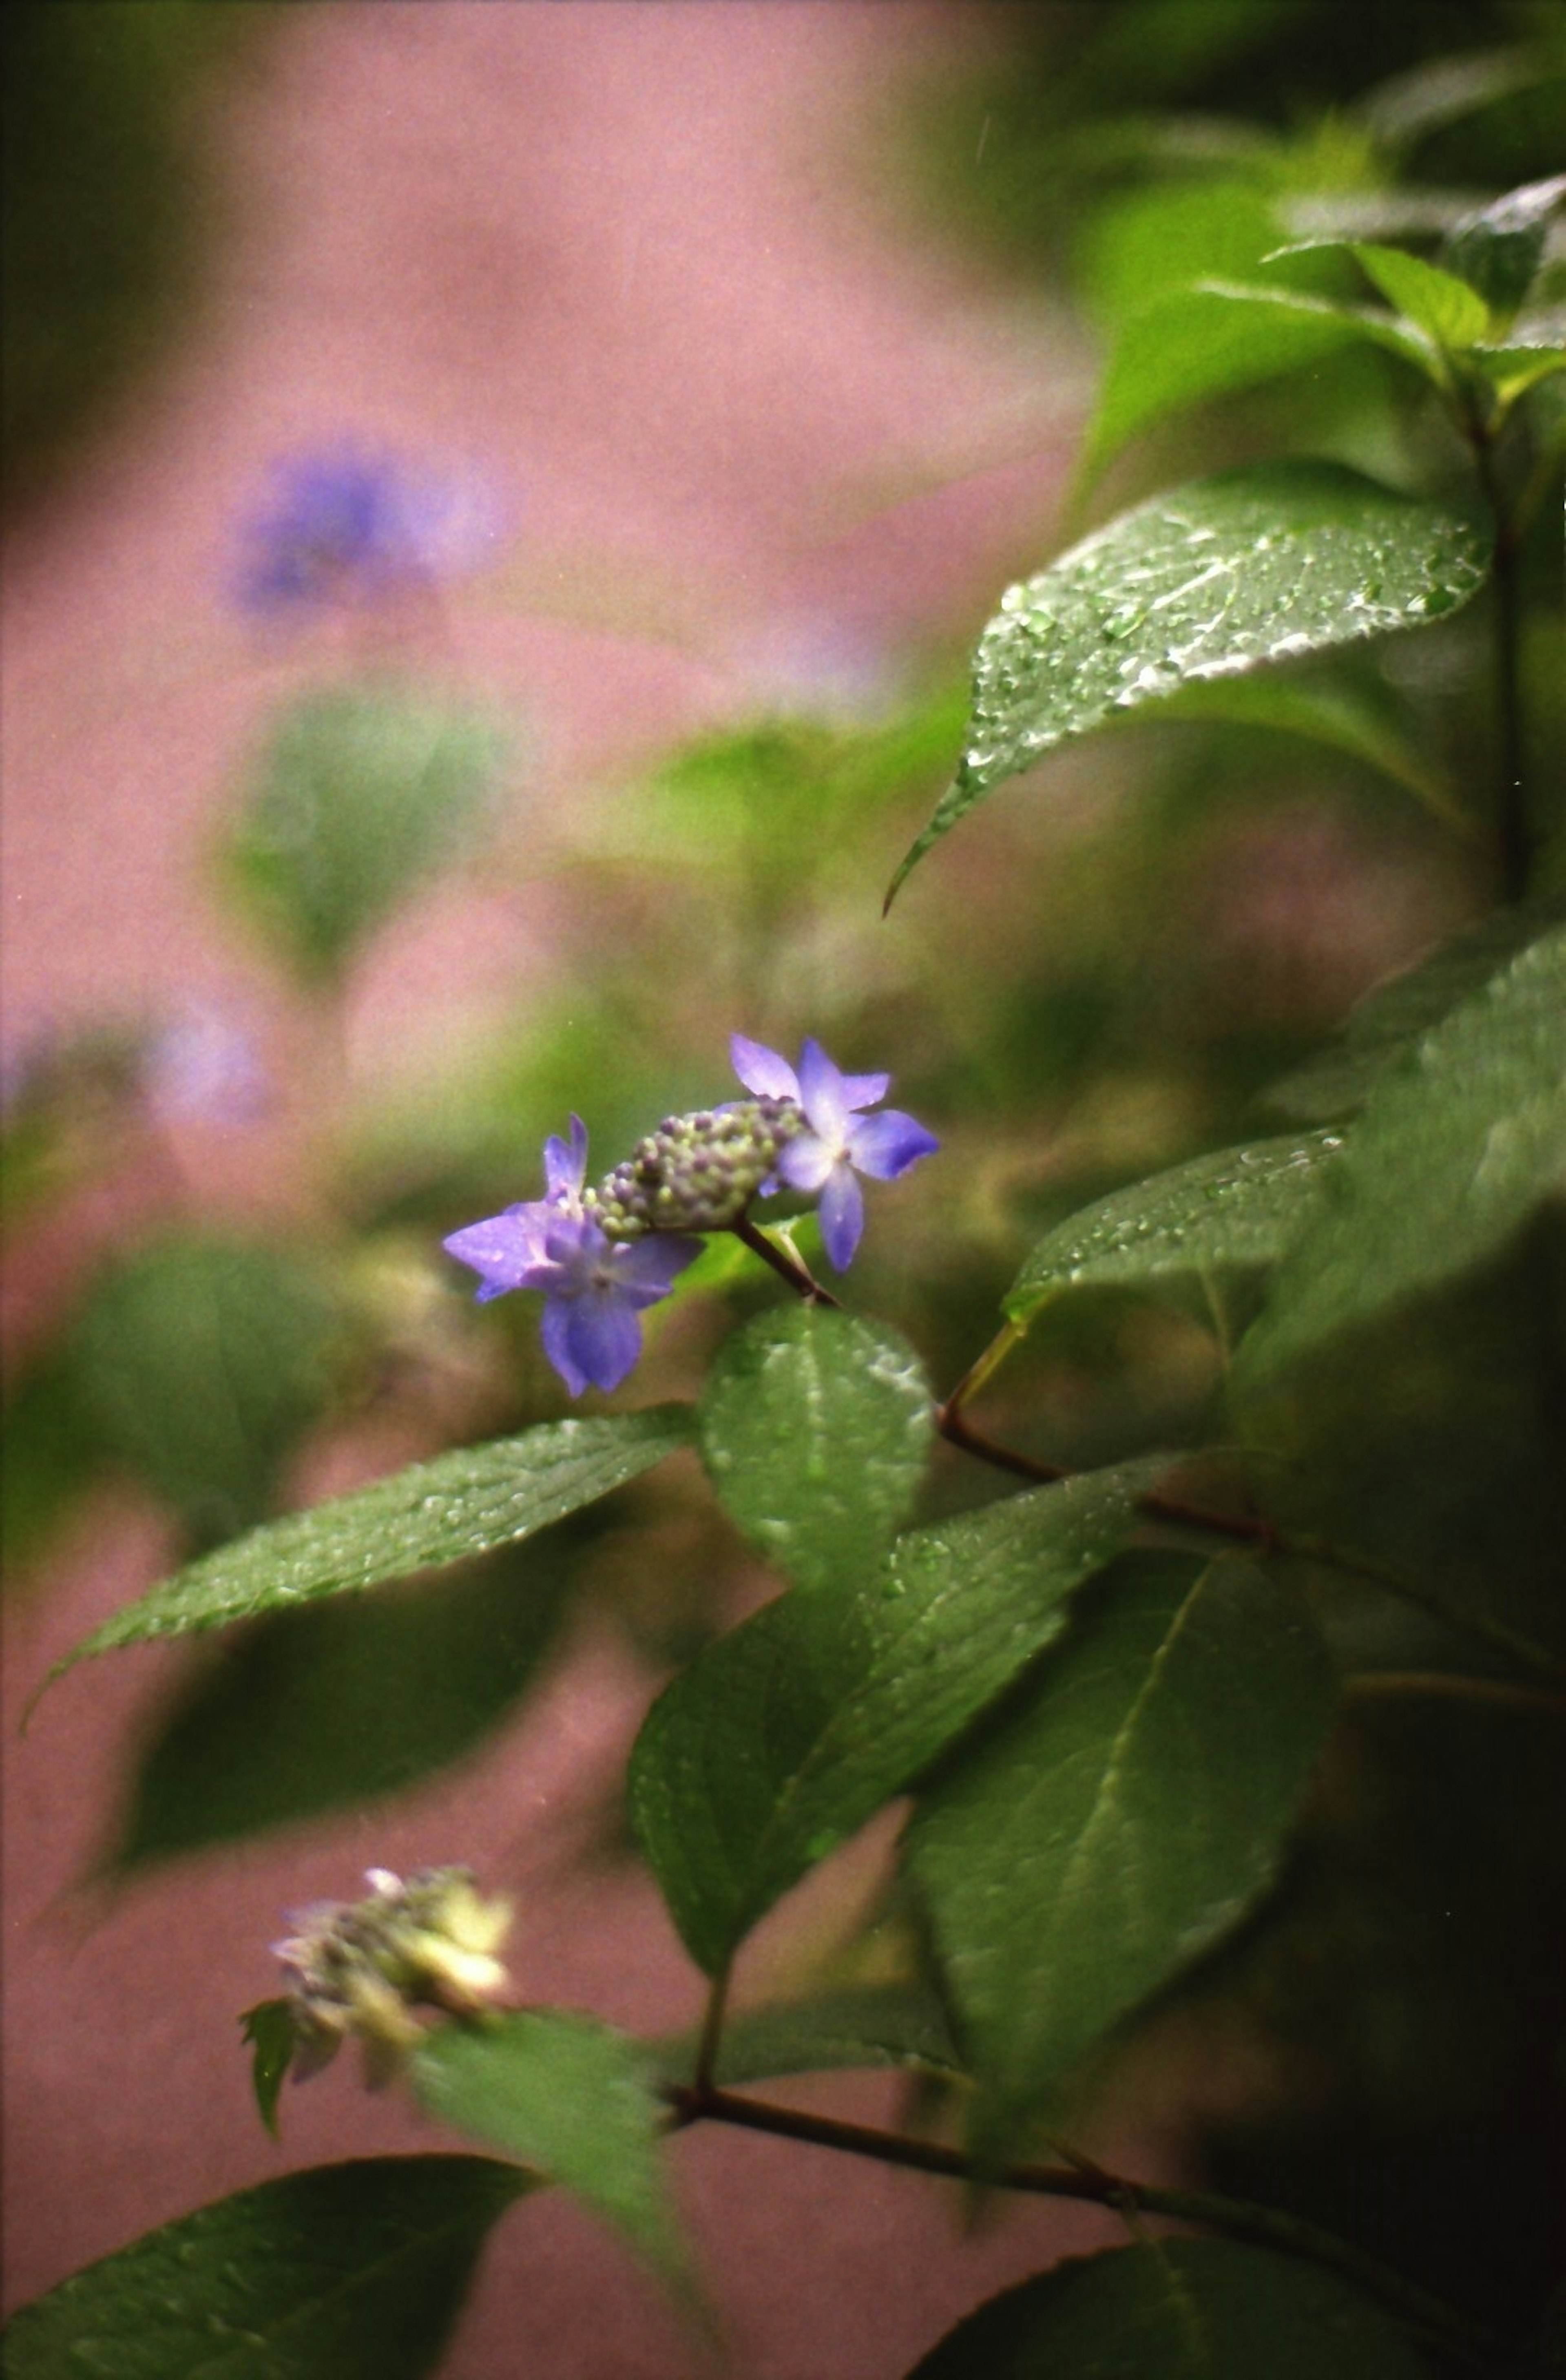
[0, 2157, 532, 2380]
[1345, 242, 1492, 347]
[1004, 1130, 1346, 1332]
[907, 2238, 1434, 2379]
[414, 2012, 688, 2287]
[48, 1407, 691, 1681]
[908, 1555, 1338, 2162]
[1073, 179, 1285, 328]
[630, 1462, 1163, 1976]
[888, 464, 1489, 902]
[1239, 923, 1566, 1384]
[698, 1307, 931, 1593]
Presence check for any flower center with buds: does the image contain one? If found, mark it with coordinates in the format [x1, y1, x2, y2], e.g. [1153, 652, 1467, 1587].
[582, 1096, 804, 1236]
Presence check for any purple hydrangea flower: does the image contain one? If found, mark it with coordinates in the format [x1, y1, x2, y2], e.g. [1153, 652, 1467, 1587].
[237, 448, 496, 613]
[443, 1116, 699, 1396]
[730, 1034, 938, 1271]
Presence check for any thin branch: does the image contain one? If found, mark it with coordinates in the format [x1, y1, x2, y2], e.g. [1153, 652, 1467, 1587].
[1345, 1669, 1566, 1718]
[731, 1215, 842, 1308]
[692, 1966, 731, 2100]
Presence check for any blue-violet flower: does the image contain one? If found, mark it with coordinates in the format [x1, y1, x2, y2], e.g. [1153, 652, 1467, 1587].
[730, 1033, 938, 1270]
[238, 448, 495, 613]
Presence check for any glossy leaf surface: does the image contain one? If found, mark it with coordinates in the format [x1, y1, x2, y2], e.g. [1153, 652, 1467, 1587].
[909, 1556, 1338, 2159]
[631, 1462, 1163, 1975]
[51, 1407, 691, 1677]
[1239, 923, 1566, 1384]
[907, 2239, 1433, 2378]
[414, 2013, 686, 2285]
[1004, 1130, 1346, 1332]
[1442, 173, 1566, 315]
[890, 464, 1488, 899]
[0, 2157, 530, 2380]
[698, 1306, 931, 1592]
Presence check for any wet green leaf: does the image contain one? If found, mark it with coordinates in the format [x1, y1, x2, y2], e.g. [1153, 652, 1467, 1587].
[0, 2156, 531, 2380]
[698, 1307, 932, 1592]
[907, 2239, 1434, 2378]
[908, 1555, 1338, 2162]
[1004, 1130, 1346, 1333]
[630, 1462, 1163, 1975]
[1442, 174, 1566, 316]
[1239, 923, 1566, 1384]
[889, 464, 1489, 901]
[414, 2013, 687, 2287]
[223, 688, 511, 982]
[49, 1407, 691, 1680]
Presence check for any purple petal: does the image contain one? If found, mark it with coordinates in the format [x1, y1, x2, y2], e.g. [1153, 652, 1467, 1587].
[730, 1034, 798, 1102]
[776, 1132, 836, 1195]
[539, 1299, 590, 1397]
[562, 1293, 644, 1393]
[443, 1203, 553, 1296]
[844, 1109, 940, 1181]
[796, 1038, 849, 1144]
[543, 1115, 589, 1203]
[817, 1163, 865, 1272]
[838, 1070, 891, 1112]
[612, 1234, 702, 1300]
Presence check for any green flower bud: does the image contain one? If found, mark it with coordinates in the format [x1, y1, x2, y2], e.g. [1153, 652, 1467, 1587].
[582, 1096, 804, 1237]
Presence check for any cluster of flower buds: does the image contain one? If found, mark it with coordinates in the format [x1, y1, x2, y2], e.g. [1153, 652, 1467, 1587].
[271, 1866, 512, 2086]
[442, 1035, 938, 1395]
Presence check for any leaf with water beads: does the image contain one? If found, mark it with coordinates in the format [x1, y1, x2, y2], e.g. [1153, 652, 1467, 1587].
[887, 462, 1489, 904]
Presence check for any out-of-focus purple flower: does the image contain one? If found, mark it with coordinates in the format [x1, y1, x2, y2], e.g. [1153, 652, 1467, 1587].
[730, 1033, 938, 1271]
[237, 447, 498, 613]
[142, 1004, 273, 1128]
[443, 1116, 699, 1396]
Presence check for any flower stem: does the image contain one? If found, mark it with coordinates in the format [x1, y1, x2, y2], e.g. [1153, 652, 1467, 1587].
[731, 1214, 842, 1307]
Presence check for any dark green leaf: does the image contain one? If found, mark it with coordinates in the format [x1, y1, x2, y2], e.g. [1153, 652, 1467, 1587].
[1079, 286, 1435, 483]
[413, 2013, 687, 2286]
[1442, 174, 1566, 317]
[239, 1999, 296, 2139]
[889, 465, 1489, 901]
[0, 2156, 531, 2380]
[1150, 671, 1460, 820]
[630, 1461, 1164, 1975]
[1239, 923, 1566, 1385]
[908, 1555, 1338, 2161]
[110, 1535, 575, 1868]
[62, 1236, 340, 1548]
[907, 2239, 1434, 2379]
[697, 1307, 932, 1592]
[223, 688, 511, 982]
[49, 1407, 691, 1680]
[655, 1981, 962, 2090]
[1004, 1130, 1346, 1332]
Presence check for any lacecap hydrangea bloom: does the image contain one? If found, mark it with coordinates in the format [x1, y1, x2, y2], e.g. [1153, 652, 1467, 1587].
[444, 1037, 937, 1394]
[237, 447, 496, 613]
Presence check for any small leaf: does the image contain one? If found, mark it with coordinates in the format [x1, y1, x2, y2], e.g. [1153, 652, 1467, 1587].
[655, 1982, 962, 2090]
[62, 1236, 341, 1548]
[906, 2239, 1435, 2379]
[1004, 1130, 1346, 1333]
[47, 1407, 691, 1681]
[631, 1461, 1163, 1976]
[889, 464, 1489, 901]
[697, 1307, 932, 1592]
[223, 688, 511, 982]
[0, 2155, 532, 2380]
[1467, 340, 1566, 405]
[1346, 242, 1492, 348]
[1442, 174, 1566, 318]
[109, 1535, 577, 1868]
[908, 1555, 1338, 2161]
[1079, 285, 1437, 482]
[1239, 923, 1566, 1386]
[239, 1999, 296, 2138]
[414, 2013, 688, 2287]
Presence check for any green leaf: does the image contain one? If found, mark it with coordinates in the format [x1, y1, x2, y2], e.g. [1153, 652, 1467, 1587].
[907, 1555, 1338, 2161]
[413, 2013, 687, 2287]
[1271, 902, 1566, 1121]
[655, 1981, 961, 2090]
[48, 1407, 691, 1681]
[239, 1999, 296, 2138]
[630, 1461, 1164, 1975]
[1004, 1130, 1346, 1333]
[62, 1236, 340, 1548]
[888, 464, 1489, 902]
[906, 2239, 1435, 2379]
[697, 1307, 932, 1592]
[1442, 174, 1566, 318]
[223, 688, 511, 982]
[1079, 285, 1436, 483]
[1150, 671, 1460, 821]
[0, 2155, 531, 2380]
[1467, 339, 1566, 405]
[1346, 241, 1493, 347]
[109, 1535, 576, 1868]
[1239, 923, 1566, 1386]
[1074, 179, 1286, 329]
